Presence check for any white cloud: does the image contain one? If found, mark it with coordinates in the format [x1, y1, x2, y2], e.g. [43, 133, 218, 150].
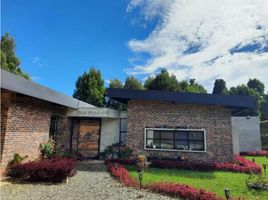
[32, 57, 42, 67]
[127, 0, 268, 92]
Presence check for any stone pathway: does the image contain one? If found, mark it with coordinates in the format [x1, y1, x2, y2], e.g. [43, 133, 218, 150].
[1, 170, 177, 200]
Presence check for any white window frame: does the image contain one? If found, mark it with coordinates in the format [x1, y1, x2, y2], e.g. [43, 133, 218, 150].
[144, 128, 207, 153]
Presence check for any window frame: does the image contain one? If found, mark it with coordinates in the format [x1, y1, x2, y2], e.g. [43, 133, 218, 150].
[144, 128, 207, 153]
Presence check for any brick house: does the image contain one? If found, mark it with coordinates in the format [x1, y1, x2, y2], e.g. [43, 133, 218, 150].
[0, 69, 126, 176]
[0, 69, 256, 176]
[106, 88, 255, 163]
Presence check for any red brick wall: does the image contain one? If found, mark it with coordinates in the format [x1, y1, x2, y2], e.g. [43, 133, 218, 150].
[127, 100, 233, 163]
[0, 89, 69, 176]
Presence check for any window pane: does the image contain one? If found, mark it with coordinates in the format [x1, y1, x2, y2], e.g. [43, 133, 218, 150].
[161, 140, 173, 149]
[189, 141, 204, 151]
[153, 131, 161, 139]
[146, 139, 160, 148]
[147, 130, 154, 138]
[161, 131, 173, 140]
[189, 131, 204, 140]
[175, 140, 189, 150]
[175, 131, 188, 140]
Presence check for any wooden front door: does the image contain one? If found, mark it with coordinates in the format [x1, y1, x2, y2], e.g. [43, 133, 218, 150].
[78, 119, 100, 159]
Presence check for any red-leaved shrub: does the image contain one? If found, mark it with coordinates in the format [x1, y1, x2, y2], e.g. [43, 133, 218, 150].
[240, 150, 268, 157]
[106, 161, 138, 187]
[148, 182, 223, 200]
[9, 157, 76, 182]
[110, 156, 261, 174]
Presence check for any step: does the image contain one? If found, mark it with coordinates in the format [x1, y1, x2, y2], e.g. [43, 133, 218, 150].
[77, 160, 106, 171]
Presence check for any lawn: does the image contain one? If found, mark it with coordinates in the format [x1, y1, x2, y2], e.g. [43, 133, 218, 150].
[127, 157, 268, 199]
[245, 156, 268, 166]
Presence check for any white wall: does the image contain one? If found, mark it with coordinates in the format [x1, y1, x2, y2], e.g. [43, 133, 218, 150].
[232, 116, 261, 153]
[100, 118, 120, 152]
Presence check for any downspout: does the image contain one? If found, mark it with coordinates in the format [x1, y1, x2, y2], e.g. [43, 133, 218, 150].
[69, 118, 74, 153]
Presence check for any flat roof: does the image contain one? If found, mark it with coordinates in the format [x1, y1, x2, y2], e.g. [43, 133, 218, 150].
[1, 69, 95, 109]
[107, 88, 255, 108]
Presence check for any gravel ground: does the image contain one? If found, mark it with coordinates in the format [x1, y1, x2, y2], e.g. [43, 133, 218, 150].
[1, 170, 177, 200]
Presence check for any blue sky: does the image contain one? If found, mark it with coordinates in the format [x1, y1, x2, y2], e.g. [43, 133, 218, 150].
[2, 0, 268, 95]
[1, 0, 155, 95]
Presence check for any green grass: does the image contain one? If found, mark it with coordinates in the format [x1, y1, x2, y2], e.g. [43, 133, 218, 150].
[127, 159, 268, 199]
[245, 156, 268, 166]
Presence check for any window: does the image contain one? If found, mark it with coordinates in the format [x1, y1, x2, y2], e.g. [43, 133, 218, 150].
[145, 128, 206, 152]
[49, 115, 59, 140]
[119, 118, 127, 144]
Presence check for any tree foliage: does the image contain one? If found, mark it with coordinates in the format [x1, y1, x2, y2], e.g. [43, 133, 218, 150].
[124, 76, 143, 90]
[73, 67, 105, 107]
[247, 78, 265, 94]
[144, 69, 206, 93]
[109, 79, 123, 89]
[212, 79, 228, 94]
[1, 33, 30, 79]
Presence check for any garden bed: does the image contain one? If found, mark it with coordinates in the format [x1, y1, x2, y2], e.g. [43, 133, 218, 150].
[110, 155, 262, 174]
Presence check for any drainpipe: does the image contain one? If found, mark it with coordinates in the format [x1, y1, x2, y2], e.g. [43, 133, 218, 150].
[69, 118, 74, 153]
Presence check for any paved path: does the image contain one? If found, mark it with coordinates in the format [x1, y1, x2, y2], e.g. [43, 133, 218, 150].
[1, 170, 176, 200]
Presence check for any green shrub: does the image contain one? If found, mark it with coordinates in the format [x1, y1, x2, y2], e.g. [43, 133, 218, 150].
[39, 138, 55, 159]
[100, 143, 133, 159]
[10, 153, 28, 165]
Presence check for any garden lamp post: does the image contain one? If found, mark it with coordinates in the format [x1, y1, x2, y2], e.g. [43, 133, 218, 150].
[224, 189, 231, 200]
[263, 164, 267, 176]
[138, 171, 143, 189]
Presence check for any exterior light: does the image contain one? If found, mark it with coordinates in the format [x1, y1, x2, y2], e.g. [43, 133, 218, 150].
[138, 172, 143, 189]
[224, 189, 230, 200]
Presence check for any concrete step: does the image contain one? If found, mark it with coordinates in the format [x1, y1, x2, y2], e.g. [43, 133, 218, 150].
[77, 160, 106, 172]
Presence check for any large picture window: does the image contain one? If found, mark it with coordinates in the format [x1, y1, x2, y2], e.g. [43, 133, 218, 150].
[145, 128, 206, 152]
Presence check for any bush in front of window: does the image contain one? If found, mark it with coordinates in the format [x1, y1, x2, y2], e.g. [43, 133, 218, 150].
[9, 157, 76, 182]
[109, 156, 261, 174]
[100, 143, 133, 159]
[39, 137, 56, 159]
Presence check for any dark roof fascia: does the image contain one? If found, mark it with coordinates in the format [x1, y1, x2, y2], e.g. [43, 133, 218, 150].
[106, 88, 255, 108]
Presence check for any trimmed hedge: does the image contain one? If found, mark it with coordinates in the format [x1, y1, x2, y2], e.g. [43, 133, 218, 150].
[106, 161, 138, 187]
[106, 162, 224, 200]
[240, 150, 268, 157]
[149, 182, 223, 200]
[9, 157, 76, 182]
[110, 156, 261, 174]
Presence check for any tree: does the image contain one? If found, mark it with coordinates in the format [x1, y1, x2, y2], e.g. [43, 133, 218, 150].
[109, 79, 123, 89]
[186, 79, 207, 93]
[1, 33, 30, 79]
[144, 69, 180, 91]
[124, 76, 143, 90]
[247, 78, 265, 94]
[73, 67, 105, 107]
[212, 79, 228, 94]
[229, 84, 260, 116]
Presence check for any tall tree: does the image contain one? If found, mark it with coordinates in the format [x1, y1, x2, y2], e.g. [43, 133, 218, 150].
[73, 67, 105, 107]
[1, 33, 30, 79]
[186, 79, 207, 93]
[109, 79, 123, 89]
[145, 69, 180, 91]
[124, 76, 143, 90]
[229, 84, 260, 116]
[247, 78, 265, 94]
[212, 79, 228, 94]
